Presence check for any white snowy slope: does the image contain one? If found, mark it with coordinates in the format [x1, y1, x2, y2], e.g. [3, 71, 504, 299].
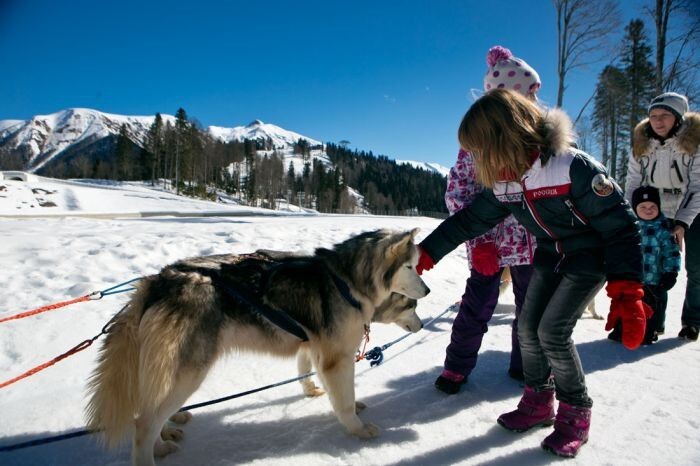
[208, 119, 322, 148]
[0, 177, 698, 466]
[397, 159, 451, 178]
[0, 120, 25, 133]
[0, 109, 177, 172]
[0, 177, 311, 217]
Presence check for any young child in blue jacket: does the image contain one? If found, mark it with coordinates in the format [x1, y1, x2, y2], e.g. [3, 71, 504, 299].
[608, 186, 681, 344]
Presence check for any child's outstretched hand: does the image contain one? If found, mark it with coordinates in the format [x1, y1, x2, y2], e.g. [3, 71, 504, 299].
[605, 280, 654, 350]
[471, 242, 500, 275]
[416, 246, 435, 276]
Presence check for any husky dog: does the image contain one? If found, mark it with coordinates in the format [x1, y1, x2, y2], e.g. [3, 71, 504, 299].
[85, 229, 430, 466]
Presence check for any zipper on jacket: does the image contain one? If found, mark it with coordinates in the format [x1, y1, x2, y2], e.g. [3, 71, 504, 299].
[672, 160, 684, 182]
[682, 192, 694, 209]
[650, 161, 657, 183]
[521, 177, 562, 255]
[564, 199, 589, 225]
[555, 253, 566, 273]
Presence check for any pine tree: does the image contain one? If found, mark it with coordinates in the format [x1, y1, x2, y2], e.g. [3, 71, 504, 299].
[174, 108, 189, 194]
[621, 19, 656, 148]
[593, 66, 629, 181]
[146, 113, 164, 186]
[115, 123, 132, 180]
[286, 161, 296, 203]
[244, 141, 257, 204]
[302, 162, 312, 208]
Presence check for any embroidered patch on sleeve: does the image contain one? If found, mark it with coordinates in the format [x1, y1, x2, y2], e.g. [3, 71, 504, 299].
[591, 173, 614, 197]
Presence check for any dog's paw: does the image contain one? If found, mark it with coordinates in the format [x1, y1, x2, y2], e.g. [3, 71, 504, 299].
[301, 381, 325, 397]
[169, 411, 192, 424]
[355, 401, 367, 413]
[351, 422, 380, 439]
[153, 439, 179, 458]
[161, 427, 184, 442]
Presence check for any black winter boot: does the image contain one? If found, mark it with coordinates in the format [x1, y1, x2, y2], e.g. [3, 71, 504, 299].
[607, 322, 622, 343]
[678, 326, 699, 341]
[434, 369, 467, 394]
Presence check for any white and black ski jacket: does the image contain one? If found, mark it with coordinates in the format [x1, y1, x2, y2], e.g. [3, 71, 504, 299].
[626, 112, 700, 229]
[420, 110, 642, 281]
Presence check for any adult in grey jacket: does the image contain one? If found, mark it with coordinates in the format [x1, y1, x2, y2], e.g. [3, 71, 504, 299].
[625, 92, 700, 341]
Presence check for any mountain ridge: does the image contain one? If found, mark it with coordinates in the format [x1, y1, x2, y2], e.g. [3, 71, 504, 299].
[0, 108, 449, 177]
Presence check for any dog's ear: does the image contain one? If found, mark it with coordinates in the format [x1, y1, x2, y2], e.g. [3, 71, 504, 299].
[409, 227, 420, 239]
[387, 230, 417, 258]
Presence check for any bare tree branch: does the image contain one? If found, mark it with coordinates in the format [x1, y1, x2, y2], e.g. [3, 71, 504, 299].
[553, 0, 622, 107]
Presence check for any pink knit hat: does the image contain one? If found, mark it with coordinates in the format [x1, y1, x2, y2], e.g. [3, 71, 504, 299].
[483, 46, 541, 97]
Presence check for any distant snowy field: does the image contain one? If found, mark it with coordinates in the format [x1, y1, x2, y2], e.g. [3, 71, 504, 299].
[0, 176, 698, 466]
[0, 177, 307, 217]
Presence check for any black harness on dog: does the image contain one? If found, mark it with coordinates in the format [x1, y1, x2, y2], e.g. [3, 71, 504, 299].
[182, 256, 363, 343]
[329, 273, 363, 311]
[208, 271, 311, 342]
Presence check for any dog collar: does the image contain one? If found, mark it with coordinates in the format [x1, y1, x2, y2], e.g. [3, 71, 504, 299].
[330, 273, 363, 311]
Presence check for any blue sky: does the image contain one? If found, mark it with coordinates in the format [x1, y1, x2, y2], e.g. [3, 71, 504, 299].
[2, 0, 644, 167]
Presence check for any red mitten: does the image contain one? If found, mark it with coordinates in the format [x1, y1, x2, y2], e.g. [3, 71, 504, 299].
[605, 280, 654, 350]
[416, 246, 435, 276]
[470, 242, 500, 276]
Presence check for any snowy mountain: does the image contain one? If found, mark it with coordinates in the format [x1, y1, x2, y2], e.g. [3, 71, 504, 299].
[1, 109, 447, 180]
[0, 108, 176, 173]
[0, 109, 323, 174]
[209, 119, 322, 148]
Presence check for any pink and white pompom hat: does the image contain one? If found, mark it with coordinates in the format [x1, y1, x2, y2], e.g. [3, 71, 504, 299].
[483, 45, 541, 97]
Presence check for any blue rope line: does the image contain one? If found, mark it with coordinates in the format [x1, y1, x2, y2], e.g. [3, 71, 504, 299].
[99, 278, 142, 296]
[0, 428, 92, 452]
[0, 372, 318, 453]
[100, 287, 136, 297]
[180, 372, 316, 411]
[0, 302, 457, 452]
[360, 302, 458, 368]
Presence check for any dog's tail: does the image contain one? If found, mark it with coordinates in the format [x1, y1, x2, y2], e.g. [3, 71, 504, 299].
[84, 279, 148, 449]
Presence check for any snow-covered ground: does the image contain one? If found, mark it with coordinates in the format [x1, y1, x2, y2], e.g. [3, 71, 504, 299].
[0, 177, 311, 217]
[0, 177, 698, 466]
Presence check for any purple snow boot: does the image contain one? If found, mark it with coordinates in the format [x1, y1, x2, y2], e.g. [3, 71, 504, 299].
[497, 386, 555, 432]
[541, 402, 591, 458]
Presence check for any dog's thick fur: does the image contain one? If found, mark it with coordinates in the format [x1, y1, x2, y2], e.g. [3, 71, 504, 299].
[85, 229, 429, 466]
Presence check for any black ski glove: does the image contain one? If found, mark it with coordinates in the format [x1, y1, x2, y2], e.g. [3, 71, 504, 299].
[658, 272, 678, 291]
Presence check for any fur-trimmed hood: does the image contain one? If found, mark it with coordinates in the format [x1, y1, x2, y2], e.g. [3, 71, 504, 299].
[633, 112, 700, 159]
[542, 107, 576, 156]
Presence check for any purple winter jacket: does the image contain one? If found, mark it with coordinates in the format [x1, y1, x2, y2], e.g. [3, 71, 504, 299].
[445, 149, 536, 267]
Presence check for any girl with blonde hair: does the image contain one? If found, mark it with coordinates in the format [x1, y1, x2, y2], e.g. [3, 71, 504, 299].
[416, 89, 647, 458]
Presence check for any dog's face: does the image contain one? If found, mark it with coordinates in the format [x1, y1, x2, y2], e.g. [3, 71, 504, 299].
[386, 228, 430, 300]
[372, 293, 422, 332]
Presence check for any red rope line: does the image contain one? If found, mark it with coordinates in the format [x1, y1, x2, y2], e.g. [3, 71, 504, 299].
[355, 325, 371, 361]
[0, 336, 99, 389]
[0, 294, 93, 324]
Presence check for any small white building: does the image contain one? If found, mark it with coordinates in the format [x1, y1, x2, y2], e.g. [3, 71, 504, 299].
[0, 171, 37, 182]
